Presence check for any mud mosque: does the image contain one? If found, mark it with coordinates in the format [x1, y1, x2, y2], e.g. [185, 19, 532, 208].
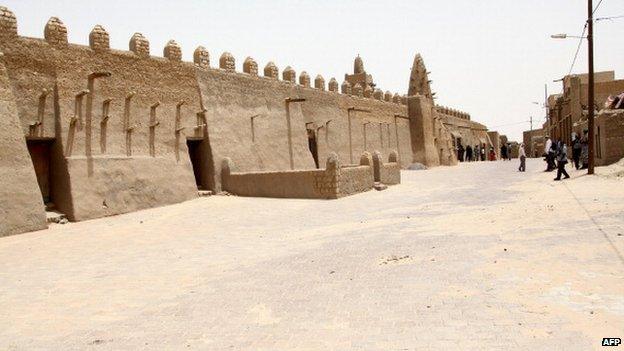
[0, 6, 497, 237]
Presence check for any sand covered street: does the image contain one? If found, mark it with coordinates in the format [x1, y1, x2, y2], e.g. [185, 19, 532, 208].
[1, 158, 623, 350]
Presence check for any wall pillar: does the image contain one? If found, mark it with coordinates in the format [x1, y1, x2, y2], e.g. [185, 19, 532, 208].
[407, 95, 439, 167]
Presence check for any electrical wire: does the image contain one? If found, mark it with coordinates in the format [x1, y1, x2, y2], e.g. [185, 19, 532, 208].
[567, 0, 607, 75]
[593, 0, 605, 15]
[596, 14, 624, 21]
[491, 121, 530, 128]
[568, 23, 588, 75]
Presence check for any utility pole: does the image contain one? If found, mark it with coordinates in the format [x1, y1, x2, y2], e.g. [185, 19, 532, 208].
[587, 0, 595, 174]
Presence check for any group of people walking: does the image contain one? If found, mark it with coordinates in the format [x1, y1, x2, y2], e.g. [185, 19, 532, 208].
[542, 130, 588, 181]
[514, 130, 589, 180]
[457, 141, 519, 163]
[500, 143, 513, 161]
[456, 133, 588, 182]
[456, 143, 494, 162]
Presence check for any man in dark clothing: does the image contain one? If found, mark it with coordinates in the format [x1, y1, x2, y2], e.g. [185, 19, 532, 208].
[501, 144, 508, 160]
[554, 141, 570, 181]
[572, 134, 582, 169]
[457, 143, 465, 162]
[465, 145, 473, 162]
[547, 138, 557, 171]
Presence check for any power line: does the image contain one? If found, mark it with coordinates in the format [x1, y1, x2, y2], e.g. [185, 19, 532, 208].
[596, 14, 624, 21]
[568, 23, 588, 75]
[491, 120, 530, 128]
[592, 0, 605, 15]
[567, 0, 606, 75]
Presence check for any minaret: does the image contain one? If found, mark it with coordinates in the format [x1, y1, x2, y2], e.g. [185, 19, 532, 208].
[345, 55, 374, 90]
[407, 54, 439, 166]
[354, 55, 364, 74]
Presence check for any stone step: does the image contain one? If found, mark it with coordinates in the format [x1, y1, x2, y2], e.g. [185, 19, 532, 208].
[46, 210, 68, 224]
[373, 182, 388, 191]
[198, 190, 213, 197]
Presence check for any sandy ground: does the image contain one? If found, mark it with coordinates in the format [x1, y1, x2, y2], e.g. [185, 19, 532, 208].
[0, 158, 623, 350]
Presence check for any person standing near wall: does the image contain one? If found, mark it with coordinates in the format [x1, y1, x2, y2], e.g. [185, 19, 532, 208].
[481, 144, 486, 161]
[580, 130, 589, 169]
[572, 133, 582, 170]
[465, 145, 472, 162]
[518, 143, 526, 172]
[501, 144, 508, 161]
[457, 142, 465, 162]
[554, 141, 570, 181]
[544, 136, 556, 172]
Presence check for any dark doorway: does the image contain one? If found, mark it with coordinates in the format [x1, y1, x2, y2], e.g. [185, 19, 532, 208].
[26, 138, 54, 204]
[307, 129, 319, 169]
[186, 139, 204, 189]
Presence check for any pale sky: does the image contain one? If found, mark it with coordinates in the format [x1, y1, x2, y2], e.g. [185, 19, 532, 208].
[5, 0, 624, 141]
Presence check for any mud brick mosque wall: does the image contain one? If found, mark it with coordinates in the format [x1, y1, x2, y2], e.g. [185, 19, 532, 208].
[0, 6, 495, 236]
[196, 56, 410, 191]
[0, 54, 47, 236]
[0, 7, 410, 234]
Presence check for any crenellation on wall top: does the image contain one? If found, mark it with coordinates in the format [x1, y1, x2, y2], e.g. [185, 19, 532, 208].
[44, 17, 67, 47]
[384, 90, 392, 102]
[314, 75, 325, 90]
[193, 46, 209, 68]
[328, 78, 339, 92]
[434, 105, 471, 119]
[299, 71, 310, 87]
[0, 6, 407, 108]
[392, 93, 401, 104]
[89, 25, 109, 51]
[264, 61, 279, 79]
[243, 56, 258, 76]
[219, 52, 235, 71]
[164, 40, 182, 61]
[373, 88, 383, 101]
[129, 32, 150, 57]
[341, 80, 352, 95]
[0, 6, 17, 37]
[283, 66, 296, 83]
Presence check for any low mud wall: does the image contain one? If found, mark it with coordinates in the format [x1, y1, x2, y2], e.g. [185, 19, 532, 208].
[337, 165, 374, 197]
[372, 151, 401, 185]
[222, 153, 375, 199]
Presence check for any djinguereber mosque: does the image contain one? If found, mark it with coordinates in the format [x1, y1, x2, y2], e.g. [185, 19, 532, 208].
[0, 7, 498, 237]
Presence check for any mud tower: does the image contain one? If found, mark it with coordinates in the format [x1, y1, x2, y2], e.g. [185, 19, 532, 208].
[407, 54, 445, 167]
[345, 55, 375, 90]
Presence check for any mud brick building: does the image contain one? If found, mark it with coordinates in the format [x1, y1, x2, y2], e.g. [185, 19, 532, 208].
[0, 7, 498, 236]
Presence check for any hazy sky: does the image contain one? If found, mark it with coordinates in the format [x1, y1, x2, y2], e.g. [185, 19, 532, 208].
[4, 0, 623, 141]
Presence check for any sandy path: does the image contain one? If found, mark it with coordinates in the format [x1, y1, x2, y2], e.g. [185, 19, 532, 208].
[0, 158, 622, 350]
